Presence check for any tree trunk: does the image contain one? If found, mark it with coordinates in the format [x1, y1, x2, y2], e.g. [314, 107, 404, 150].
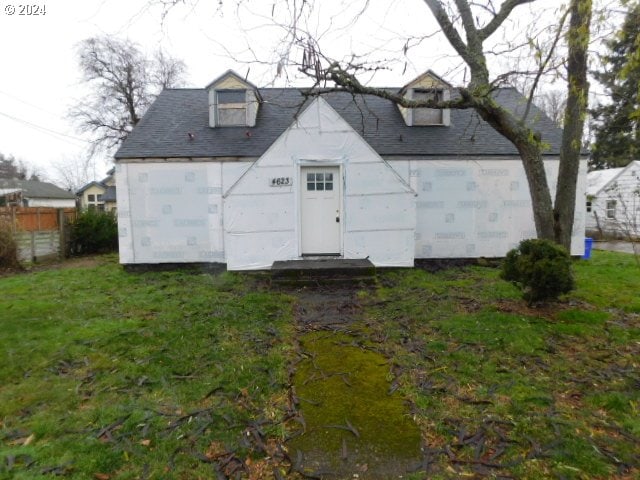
[554, 0, 592, 250]
[468, 94, 556, 241]
[516, 142, 556, 241]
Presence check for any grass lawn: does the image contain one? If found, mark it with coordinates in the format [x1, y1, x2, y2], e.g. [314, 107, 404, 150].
[0, 256, 295, 479]
[0, 250, 638, 479]
[359, 250, 640, 479]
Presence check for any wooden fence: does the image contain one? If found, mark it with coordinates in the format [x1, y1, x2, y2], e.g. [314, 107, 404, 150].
[0, 207, 77, 262]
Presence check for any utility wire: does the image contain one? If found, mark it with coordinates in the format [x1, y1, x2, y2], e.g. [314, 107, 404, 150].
[0, 89, 62, 117]
[0, 110, 90, 146]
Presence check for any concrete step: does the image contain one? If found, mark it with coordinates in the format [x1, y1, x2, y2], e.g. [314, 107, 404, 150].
[271, 258, 376, 285]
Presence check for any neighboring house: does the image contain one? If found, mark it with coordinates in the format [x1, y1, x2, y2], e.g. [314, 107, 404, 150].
[77, 168, 117, 212]
[586, 160, 640, 238]
[0, 179, 76, 208]
[114, 70, 587, 270]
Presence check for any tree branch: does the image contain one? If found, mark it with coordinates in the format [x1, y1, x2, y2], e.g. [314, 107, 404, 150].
[521, 7, 569, 122]
[479, 0, 536, 41]
[422, 0, 472, 65]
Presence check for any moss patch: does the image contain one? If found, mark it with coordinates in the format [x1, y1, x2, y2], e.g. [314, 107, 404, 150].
[289, 331, 422, 478]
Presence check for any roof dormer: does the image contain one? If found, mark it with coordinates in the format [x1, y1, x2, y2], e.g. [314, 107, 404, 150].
[399, 70, 452, 127]
[206, 70, 262, 128]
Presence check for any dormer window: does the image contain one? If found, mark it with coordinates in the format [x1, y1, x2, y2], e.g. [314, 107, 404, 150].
[397, 70, 452, 127]
[207, 70, 262, 128]
[413, 89, 444, 125]
[217, 89, 247, 126]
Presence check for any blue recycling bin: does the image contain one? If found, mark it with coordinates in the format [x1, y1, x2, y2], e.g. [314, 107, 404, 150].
[582, 237, 593, 259]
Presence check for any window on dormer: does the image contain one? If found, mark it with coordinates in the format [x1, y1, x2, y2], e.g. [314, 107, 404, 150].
[217, 89, 247, 126]
[413, 89, 444, 125]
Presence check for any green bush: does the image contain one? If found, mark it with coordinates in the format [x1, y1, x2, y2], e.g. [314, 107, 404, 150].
[501, 239, 575, 303]
[0, 219, 20, 270]
[71, 209, 118, 255]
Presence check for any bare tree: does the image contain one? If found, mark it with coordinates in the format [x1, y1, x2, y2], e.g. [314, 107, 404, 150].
[49, 155, 96, 192]
[70, 36, 187, 155]
[290, 0, 592, 249]
[535, 90, 567, 126]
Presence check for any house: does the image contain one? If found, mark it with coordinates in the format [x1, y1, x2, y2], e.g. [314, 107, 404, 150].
[77, 168, 117, 212]
[586, 160, 640, 238]
[114, 70, 587, 270]
[0, 179, 76, 208]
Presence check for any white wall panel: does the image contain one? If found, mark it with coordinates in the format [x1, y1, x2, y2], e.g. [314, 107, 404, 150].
[224, 192, 296, 233]
[346, 193, 415, 231]
[344, 229, 414, 267]
[407, 159, 587, 259]
[224, 98, 416, 269]
[118, 162, 224, 263]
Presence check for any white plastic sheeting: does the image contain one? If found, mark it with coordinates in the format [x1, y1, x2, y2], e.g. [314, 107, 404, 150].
[386, 158, 587, 257]
[116, 161, 250, 264]
[223, 97, 416, 270]
[117, 97, 587, 268]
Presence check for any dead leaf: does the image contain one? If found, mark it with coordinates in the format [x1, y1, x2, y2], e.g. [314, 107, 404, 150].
[140, 439, 151, 446]
[205, 441, 227, 459]
[9, 434, 35, 446]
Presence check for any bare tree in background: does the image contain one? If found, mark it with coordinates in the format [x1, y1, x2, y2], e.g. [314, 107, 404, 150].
[535, 90, 567, 127]
[49, 155, 95, 192]
[70, 36, 187, 155]
[0, 152, 41, 181]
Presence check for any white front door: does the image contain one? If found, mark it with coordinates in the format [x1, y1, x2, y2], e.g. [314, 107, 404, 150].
[300, 166, 341, 255]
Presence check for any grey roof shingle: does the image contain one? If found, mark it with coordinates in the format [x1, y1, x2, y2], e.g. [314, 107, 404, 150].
[115, 87, 564, 159]
[0, 179, 75, 199]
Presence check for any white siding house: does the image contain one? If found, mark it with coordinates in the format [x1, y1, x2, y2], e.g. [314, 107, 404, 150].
[114, 70, 587, 270]
[0, 179, 75, 208]
[587, 160, 640, 238]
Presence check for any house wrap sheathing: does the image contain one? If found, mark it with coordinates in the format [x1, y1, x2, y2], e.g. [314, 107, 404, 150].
[115, 71, 587, 270]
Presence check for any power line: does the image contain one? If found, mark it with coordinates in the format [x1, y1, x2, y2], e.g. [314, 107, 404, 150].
[0, 89, 61, 118]
[0, 110, 91, 147]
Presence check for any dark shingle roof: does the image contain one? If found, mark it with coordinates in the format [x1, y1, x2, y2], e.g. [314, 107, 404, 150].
[76, 181, 106, 195]
[0, 179, 75, 199]
[115, 87, 563, 159]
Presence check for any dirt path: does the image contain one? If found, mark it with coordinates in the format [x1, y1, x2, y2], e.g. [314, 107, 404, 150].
[285, 285, 423, 479]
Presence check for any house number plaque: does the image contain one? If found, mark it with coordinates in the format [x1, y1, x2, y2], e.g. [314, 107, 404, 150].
[269, 177, 292, 187]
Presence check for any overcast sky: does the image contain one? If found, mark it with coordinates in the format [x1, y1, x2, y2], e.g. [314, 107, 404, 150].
[0, 0, 605, 185]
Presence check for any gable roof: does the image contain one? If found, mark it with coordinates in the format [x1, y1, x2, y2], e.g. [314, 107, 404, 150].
[224, 97, 416, 198]
[400, 70, 453, 93]
[205, 70, 262, 100]
[115, 87, 564, 160]
[0, 179, 75, 199]
[76, 180, 106, 195]
[587, 160, 640, 196]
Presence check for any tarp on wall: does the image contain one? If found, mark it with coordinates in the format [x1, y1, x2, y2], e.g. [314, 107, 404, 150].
[387, 158, 587, 257]
[223, 97, 417, 270]
[116, 161, 250, 264]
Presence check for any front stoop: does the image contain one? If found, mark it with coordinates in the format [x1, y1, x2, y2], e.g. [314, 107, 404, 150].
[271, 258, 376, 285]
